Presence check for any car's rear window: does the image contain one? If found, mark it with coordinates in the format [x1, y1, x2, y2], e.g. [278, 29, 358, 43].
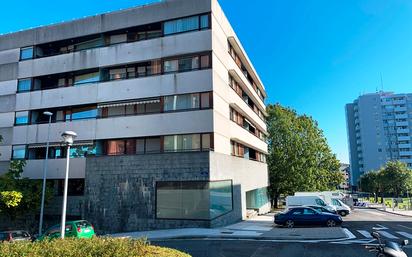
[11, 231, 30, 238]
[75, 221, 92, 228]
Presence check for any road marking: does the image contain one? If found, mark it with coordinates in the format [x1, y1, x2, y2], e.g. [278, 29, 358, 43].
[399, 225, 412, 230]
[357, 230, 373, 238]
[342, 228, 356, 240]
[378, 231, 399, 239]
[373, 224, 388, 230]
[331, 239, 375, 245]
[396, 231, 412, 239]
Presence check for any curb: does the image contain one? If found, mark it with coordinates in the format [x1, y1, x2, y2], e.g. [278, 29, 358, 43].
[367, 207, 412, 218]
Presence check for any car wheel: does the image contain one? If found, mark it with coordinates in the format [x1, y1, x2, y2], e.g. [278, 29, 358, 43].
[326, 219, 336, 227]
[339, 211, 347, 217]
[285, 220, 294, 228]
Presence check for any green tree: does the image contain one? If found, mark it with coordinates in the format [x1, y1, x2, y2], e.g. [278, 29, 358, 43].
[266, 104, 343, 208]
[359, 171, 381, 202]
[380, 161, 412, 198]
[0, 135, 54, 218]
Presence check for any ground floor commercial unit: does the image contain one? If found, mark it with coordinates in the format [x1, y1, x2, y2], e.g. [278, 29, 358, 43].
[0, 151, 269, 233]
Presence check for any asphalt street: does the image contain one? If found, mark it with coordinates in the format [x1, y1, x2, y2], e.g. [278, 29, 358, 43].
[152, 208, 412, 257]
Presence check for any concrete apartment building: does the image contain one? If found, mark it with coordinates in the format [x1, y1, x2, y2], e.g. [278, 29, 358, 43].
[0, 0, 269, 233]
[346, 92, 412, 188]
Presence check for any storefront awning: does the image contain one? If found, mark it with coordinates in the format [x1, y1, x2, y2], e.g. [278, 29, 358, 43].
[97, 99, 160, 108]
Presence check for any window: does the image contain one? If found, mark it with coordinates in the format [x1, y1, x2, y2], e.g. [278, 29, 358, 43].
[164, 134, 201, 152]
[201, 92, 211, 109]
[156, 180, 232, 220]
[69, 145, 96, 158]
[74, 38, 104, 51]
[12, 145, 26, 159]
[20, 47, 34, 60]
[202, 134, 211, 150]
[303, 208, 316, 215]
[163, 59, 178, 73]
[106, 140, 125, 155]
[200, 14, 210, 29]
[15, 111, 29, 125]
[67, 107, 97, 121]
[315, 199, 326, 206]
[74, 72, 100, 85]
[163, 54, 209, 73]
[109, 68, 127, 80]
[164, 94, 200, 111]
[145, 137, 161, 153]
[164, 16, 200, 35]
[17, 79, 32, 92]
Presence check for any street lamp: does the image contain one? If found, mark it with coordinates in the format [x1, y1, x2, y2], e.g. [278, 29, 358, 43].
[38, 111, 53, 236]
[60, 131, 77, 239]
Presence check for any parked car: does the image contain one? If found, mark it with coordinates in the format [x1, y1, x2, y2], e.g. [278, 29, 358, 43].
[0, 230, 33, 242]
[304, 205, 337, 214]
[274, 207, 343, 228]
[286, 195, 336, 213]
[294, 192, 351, 216]
[37, 220, 95, 241]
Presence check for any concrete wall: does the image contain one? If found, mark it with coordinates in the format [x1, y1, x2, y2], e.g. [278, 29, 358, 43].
[0, 0, 211, 51]
[84, 152, 210, 233]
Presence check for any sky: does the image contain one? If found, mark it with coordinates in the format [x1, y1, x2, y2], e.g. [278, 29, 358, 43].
[2, 0, 412, 163]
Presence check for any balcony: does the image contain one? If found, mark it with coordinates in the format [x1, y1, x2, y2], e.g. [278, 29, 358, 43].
[23, 158, 86, 179]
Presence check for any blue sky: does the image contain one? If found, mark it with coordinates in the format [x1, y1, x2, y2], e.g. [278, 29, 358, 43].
[2, 0, 412, 163]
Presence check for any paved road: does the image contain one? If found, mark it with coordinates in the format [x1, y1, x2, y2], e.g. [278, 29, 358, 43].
[152, 208, 412, 257]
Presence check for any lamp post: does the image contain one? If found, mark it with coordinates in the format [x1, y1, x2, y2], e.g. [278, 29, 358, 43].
[60, 131, 77, 239]
[38, 111, 53, 236]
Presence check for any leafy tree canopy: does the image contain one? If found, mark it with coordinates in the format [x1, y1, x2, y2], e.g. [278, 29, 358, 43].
[267, 104, 343, 207]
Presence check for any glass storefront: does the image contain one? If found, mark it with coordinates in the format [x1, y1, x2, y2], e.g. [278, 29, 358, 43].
[156, 180, 233, 220]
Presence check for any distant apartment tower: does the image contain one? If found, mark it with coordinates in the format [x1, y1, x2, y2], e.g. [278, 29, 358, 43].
[0, 0, 269, 232]
[346, 92, 412, 188]
[338, 163, 350, 191]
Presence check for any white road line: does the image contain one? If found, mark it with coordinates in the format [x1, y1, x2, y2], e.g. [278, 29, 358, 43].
[378, 231, 399, 239]
[373, 224, 389, 230]
[357, 230, 373, 238]
[343, 228, 356, 240]
[396, 231, 412, 239]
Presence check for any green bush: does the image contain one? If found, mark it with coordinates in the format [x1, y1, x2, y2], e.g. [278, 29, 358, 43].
[0, 237, 191, 257]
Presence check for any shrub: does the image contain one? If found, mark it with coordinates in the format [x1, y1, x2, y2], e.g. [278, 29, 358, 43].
[0, 237, 191, 257]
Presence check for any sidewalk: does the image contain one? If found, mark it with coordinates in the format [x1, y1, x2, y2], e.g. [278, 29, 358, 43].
[365, 204, 412, 217]
[110, 214, 349, 241]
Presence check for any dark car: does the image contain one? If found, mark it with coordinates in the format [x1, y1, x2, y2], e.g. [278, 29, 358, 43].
[274, 207, 342, 228]
[305, 205, 337, 214]
[0, 230, 33, 242]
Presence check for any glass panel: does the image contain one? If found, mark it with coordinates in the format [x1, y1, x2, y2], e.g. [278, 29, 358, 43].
[17, 79, 32, 92]
[106, 140, 125, 155]
[164, 94, 200, 111]
[109, 34, 127, 44]
[200, 15, 209, 29]
[145, 137, 161, 153]
[74, 38, 104, 51]
[178, 57, 197, 71]
[164, 16, 199, 35]
[20, 47, 34, 60]
[200, 55, 210, 68]
[71, 107, 97, 120]
[164, 59, 178, 73]
[210, 180, 233, 219]
[182, 134, 200, 151]
[156, 181, 210, 219]
[145, 102, 161, 113]
[12, 145, 26, 159]
[149, 60, 161, 75]
[109, 68, 127, 80]
[74, 72, 100, 85]
[246, 187, 269, 209]
[107, 106, 125, 117]
[156, 180, 233, 220]
[15, 111, 29, 125]
[201, 92, 210, 108]
[202, 134, 211, 150]
[70, 145, 96, 158]
[136, 139, 145, 154]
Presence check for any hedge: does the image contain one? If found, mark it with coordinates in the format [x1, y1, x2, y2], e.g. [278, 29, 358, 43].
[0, 237, 191, 257]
